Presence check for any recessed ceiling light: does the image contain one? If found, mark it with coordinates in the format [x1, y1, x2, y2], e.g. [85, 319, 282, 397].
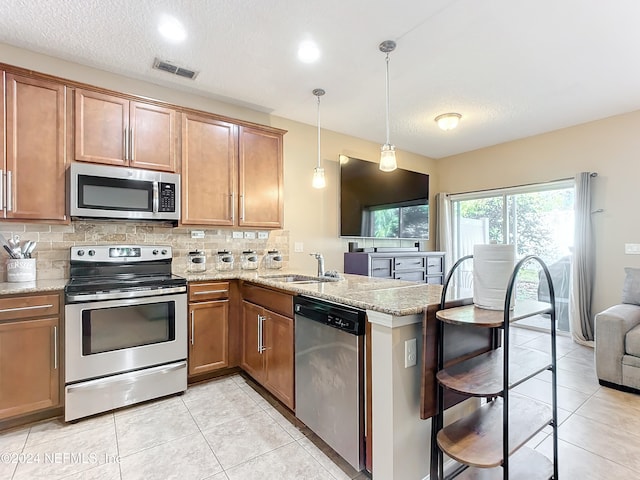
[298, 40, 320, 63]
[158, 14, 187, 43]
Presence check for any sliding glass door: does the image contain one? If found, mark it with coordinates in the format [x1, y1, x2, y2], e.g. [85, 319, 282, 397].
[451, 181, 574, 331]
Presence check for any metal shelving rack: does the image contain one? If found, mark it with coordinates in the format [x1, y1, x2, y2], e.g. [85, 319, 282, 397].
[430, 254, 559, 479]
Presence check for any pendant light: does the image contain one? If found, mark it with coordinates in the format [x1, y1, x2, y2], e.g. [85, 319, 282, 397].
[312, 88, 326, 189]
[379, 40, 397, 172]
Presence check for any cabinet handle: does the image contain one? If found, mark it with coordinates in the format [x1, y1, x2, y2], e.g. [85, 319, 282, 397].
[240, 194, 245, 221]
[0, 303, 54, 314]
[190, 310, 195, 345]
[6, 171, 12, 212]
[0, 169, 3, 211]
[53, 325, 58, 370]
[193, 289, 228, 296]
[130, 128, 135, 161]
[230, 193, 235, 222]
[258, 314, 267, 354]
[124, 128, 129, 161]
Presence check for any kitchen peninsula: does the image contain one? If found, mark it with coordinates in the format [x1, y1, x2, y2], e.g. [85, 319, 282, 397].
[0, 271, 465, 480]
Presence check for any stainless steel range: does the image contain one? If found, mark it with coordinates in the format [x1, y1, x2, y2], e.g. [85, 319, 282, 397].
[64, 245, 187, 422]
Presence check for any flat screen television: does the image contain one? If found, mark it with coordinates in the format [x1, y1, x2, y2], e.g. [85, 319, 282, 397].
[340, 156, 429, 239]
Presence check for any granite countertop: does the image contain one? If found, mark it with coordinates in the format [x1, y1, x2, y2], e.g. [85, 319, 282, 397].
[0, 270, 444, 317]
[180, 269, 443, 316]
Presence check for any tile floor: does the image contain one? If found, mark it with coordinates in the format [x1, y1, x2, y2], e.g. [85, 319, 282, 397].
[1, 326, 639, 479]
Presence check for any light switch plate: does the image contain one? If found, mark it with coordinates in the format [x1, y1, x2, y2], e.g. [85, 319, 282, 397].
[232, 231, 243, 239]
[244, 231, 256, 239]
[625, 243, 640, 254]
[191, 230, 205, 239]
[294, 242, 304, 253]
[257, 231, 269, 240]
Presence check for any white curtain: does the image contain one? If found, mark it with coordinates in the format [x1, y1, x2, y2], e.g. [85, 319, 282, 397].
[569, 172, 595, 346]
[435, 193, 453, 274]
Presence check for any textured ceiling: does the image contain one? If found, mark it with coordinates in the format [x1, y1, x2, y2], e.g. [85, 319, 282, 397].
[1, 0, 640, 159]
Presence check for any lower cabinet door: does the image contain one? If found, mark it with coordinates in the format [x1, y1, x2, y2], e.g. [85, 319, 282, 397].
[241, 301, 265, 381]
[188, 300, 229, 376]
[264, 310, 294, 409]
[0, 317, 60, 419]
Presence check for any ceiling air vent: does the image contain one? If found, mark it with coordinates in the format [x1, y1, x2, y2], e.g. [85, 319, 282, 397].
[152, 58, 199, 80]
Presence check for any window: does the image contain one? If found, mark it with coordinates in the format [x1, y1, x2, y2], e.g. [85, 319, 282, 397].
[450, 180, 574, 331]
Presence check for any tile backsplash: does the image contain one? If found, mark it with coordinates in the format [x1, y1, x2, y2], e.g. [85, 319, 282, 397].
[0, 221, 289, 281]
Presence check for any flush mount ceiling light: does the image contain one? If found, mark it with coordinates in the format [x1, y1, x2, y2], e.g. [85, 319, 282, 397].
[158, 14, 187, 43]
[312, 88, 326, 189]
[298, 40, 320, 63]
[435, 113, 462, 131]
[379, 40, 397, 172]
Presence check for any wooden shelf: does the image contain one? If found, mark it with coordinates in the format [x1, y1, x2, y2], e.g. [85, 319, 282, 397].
[435, 300, 552, 328]
[454, 447, 553, 480]
[437, 395, 552, 468]
[436, 346, 551, 396]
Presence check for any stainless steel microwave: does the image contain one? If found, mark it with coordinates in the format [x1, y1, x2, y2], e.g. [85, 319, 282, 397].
[69, 163, 180, 222]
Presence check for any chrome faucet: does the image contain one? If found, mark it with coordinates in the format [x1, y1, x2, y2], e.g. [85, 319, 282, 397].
[310, 253, 325, 277]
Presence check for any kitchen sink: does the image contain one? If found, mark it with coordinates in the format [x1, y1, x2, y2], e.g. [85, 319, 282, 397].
[259, 274, 340, 284]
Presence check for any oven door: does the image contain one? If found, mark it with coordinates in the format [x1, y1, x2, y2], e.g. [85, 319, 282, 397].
[65, 292, 187, 383]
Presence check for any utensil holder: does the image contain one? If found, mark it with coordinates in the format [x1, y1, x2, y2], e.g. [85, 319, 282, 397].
[6, 258, 36, 282]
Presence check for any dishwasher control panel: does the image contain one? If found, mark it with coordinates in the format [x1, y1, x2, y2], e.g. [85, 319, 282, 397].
[294, 296, 366, 336]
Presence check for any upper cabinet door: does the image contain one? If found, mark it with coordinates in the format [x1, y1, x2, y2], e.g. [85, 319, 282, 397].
[74, 89, 128, 166]
[130, 101, 177, 172]
[5, 74, 68, 221]
[181, 113, 237, 225]
[75, 90, 178, 172]
[238, 126, 283, 228]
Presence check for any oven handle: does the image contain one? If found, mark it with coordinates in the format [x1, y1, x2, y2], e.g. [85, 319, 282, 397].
[66, 361, 187, 392]
[66, 285, 186, 302]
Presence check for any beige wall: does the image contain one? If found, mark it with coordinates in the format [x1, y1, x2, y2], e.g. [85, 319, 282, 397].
[437, 110, 640, 317]
[0, 43, 437, 277]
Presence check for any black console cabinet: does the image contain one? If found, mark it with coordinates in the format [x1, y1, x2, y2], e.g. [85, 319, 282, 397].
[344, 251, 446, 284]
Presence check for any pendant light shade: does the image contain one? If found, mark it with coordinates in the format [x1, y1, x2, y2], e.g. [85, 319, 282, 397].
[312, 88, 326, 189]
[379, 40, 397, 172]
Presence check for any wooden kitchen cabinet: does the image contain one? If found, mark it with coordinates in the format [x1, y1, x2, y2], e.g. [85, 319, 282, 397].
[2, 73, 68, 221]
[241, 283, 294, 409]
[181, 113, 237, 225]
[181, 113, 285, 228]
[237, 125, 284, 228]
[188, 282, 230, 377]
[75, 88, 178, 172]
[0, 294, 61, 421]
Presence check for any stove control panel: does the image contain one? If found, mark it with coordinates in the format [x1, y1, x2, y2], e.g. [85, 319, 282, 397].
[71, 245, 173, 263]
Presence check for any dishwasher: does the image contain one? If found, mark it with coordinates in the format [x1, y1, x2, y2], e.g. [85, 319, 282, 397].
[294, 295, 366, 471]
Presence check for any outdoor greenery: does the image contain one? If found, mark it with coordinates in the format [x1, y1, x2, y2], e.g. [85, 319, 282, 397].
[370, 204, 429, 238]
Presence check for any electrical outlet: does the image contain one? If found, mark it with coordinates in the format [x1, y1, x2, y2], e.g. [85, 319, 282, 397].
[294, 242, 304, 253]
[191, 230, 205, 239]
[257, 231, 269, 240]
[244, 231, 256, 240]
[232, 231, 243, 239]
[404, 338, 417, 368]
[625, 243, 640, 254]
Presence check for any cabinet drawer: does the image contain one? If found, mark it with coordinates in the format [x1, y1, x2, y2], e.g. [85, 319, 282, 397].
[394, 257, 426, 270]
[427, 275, 444, 285]
[394, 270, 426, 282]
[189, 282, 230, 302]
[242, 283, 293, 318]
[371, 258, 392, 277]
[0, 294, 60, 321]
[427, 256, 444, 274]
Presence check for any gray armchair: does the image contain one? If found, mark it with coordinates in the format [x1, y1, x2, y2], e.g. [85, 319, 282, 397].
[595, 303, 640, 391]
